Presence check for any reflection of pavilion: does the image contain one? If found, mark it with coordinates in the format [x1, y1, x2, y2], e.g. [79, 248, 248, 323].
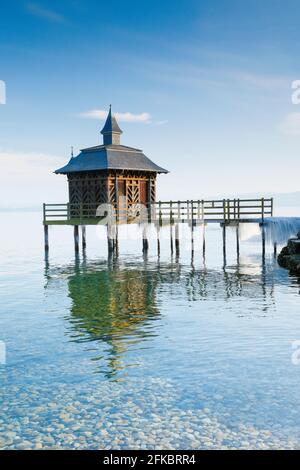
[66, 265, 160, 377]
[44, 256, 277, 378]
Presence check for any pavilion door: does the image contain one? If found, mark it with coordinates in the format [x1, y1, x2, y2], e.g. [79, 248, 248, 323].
[139, 180, 148, 205]
[117, 180, 126, 219]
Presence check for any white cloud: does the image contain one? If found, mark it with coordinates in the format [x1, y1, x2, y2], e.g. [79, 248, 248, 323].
[26, 2, 66, 24]
[279, 113, 300, 135]
[0, 150, 67, 208]
[78, 109, 152, 123]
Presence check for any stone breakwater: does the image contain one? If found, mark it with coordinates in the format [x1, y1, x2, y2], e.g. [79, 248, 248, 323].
[1, 377, 299, 450]
[278, 231, 300, 276]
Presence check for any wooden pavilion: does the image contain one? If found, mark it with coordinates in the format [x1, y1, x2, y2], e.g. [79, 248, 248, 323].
[55, 106, 168, 218]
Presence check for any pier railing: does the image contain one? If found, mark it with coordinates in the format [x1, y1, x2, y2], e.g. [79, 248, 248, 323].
[43, 198, 273, 225]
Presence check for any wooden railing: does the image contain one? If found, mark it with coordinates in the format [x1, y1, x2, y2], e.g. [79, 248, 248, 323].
[43, 198, 273, 225]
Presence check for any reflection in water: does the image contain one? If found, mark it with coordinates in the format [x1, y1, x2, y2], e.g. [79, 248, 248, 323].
[68, 265, 159, 377]
[44, 255, 282, 377]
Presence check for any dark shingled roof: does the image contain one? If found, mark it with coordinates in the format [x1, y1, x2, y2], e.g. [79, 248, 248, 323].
[55, 107, 168, 175]
[55, 144, 168, 174]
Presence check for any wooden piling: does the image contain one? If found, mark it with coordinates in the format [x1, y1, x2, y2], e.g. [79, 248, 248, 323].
[107, 224, 114, 254]
[202, 223, 206, 255]
[114, 225, 119, 255]
[261, 224, 266, 259]
[191, 223, 194, 254]
[74, 225, 79, 253]
[170, 224, 174, 255]
[142, 225, 149, 253]
[175, 224, 180, 256]
[273, 242, 277, 257]
[44, 225, 49, 252]
[82, 225, 86, 250]
[236, 224, 240, 259]
[156, 224, 160, 256]
[222, 223, 226, 264]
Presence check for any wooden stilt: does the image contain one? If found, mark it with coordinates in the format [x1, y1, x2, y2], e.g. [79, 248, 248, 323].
[191, 223, 194, 254]
[202, 223, 206, 256]
[175, 224, 180, 256]
[74, 225, 79, 253]
[82, 225, 86, 250]
[107, 225, 114, 254]
[142, 225, 149, 253]
[236, 224, 240, 260]
[222, 223, 226, 265]
[170, 224, 174, 255]
[114, 225, 119, 255]
[273, 242, 277, 257]
[261, 224, 266, 259]
[44, 224, 49, 252]
[156, 225, 160, 257]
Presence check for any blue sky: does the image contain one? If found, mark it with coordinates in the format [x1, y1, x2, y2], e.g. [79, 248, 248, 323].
[1, 0, 300, 207]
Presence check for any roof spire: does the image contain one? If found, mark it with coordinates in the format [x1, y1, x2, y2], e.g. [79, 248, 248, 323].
[101, 105, 122, 145]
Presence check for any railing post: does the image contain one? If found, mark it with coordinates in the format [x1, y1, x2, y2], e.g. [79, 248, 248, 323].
[43, 203, 46, 222]
[67, 203, 70, 220]
[191, 200, 194, 254]
[159, 201, 162, 226]
[223, 199, 226, 223]
[237, 198, 240, 220]
[261, 197, 265, 221]
[271, 197, 274, 217]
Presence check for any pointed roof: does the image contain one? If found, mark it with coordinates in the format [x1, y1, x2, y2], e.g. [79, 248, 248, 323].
[101, 105, 122, 135]
[55, 104, 168, 175]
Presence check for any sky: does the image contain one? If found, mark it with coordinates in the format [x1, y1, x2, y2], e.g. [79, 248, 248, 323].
[1, 0, 300, 208]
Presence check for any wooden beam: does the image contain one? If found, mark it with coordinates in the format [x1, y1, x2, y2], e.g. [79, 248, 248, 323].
[156, 224, 160, 257]
[175, 223, 180, 256]
[74, 225, 79, 253]
[142, 225, 149, 253]
[222, 224, 226, 265]
[44, 225, 49, 252]
[82, 225, 86, 250]
[261, 224, 266, 259]
[236, 224, 240, 260]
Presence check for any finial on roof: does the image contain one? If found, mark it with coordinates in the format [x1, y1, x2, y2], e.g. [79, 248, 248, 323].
[71, 146, 74, 158]
[101, 105, 122, 145]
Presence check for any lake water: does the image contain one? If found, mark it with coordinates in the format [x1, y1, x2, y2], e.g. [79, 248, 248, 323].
[0, 211, 300, 450]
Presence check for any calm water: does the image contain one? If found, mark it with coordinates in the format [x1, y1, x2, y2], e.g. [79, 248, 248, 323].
[0, 211, 300, 450]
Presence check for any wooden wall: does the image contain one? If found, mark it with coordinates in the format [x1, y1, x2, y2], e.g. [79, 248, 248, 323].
[68, 171, 156, 210]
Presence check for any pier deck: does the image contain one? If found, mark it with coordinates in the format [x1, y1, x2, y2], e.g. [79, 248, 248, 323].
[43, 198, 273, 256]
[43, 198, 273, 226]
